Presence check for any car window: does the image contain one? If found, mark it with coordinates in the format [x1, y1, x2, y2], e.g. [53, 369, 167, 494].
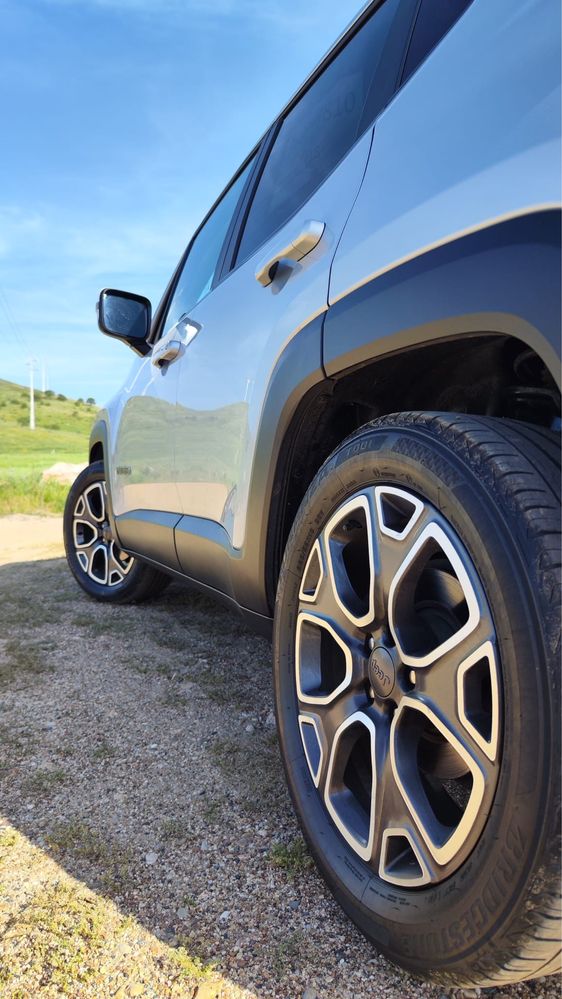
[402, 0, 474, 84]
[162, 154, 256, 331]
[235, 0, 409, 266]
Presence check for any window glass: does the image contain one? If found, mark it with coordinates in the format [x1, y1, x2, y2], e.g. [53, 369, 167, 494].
[402, 0, 473, 84]
[163, 154, 256, 330]
[236, 0, 405, 265]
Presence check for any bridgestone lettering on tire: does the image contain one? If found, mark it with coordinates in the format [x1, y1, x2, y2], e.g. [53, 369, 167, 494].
[273, 412, 561, 988]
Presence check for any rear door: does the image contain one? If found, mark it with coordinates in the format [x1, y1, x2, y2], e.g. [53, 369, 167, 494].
[161, 0, 418, 576]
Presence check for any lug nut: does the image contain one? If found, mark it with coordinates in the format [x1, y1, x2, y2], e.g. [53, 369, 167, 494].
[367, 636, 375, 652]
[409, 670, 416, 686]
[369, 686, 375, 700]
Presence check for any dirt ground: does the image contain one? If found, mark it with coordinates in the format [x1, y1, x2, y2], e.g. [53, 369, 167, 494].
[0, 516, 559, 999]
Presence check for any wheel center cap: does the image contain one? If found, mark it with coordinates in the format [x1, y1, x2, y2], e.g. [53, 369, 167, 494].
[368, 646, 395, 699]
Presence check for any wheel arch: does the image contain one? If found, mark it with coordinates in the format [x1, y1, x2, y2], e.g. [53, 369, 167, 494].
[260, 210, 561, 614]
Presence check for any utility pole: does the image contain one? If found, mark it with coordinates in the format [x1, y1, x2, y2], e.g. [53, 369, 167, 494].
[27, 358, 37, 430]
[41, 361, 47, 393]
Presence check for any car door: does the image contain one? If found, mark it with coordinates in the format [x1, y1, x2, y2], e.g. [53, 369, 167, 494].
[111, 153, 258, 568]
[160, 0, 418, 577]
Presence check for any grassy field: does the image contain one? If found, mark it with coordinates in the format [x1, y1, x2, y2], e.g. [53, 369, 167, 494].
[0, 379, 95, 515]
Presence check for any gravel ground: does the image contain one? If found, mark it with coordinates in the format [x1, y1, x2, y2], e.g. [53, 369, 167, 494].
[0, 517, 559, 998]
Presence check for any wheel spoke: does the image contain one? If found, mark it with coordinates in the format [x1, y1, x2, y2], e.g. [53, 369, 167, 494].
[387, 518, 481, 669]
[321, 703, 378, 861]
[108, 541, 134, 586]
[83, 482, 106, 524]
[320, 493, 377, 631]
[73, 519, 97, 549]
[89, 542, 109, 585]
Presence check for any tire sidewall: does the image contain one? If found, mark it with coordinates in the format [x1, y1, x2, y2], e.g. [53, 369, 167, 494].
[273, 421, 552, 980]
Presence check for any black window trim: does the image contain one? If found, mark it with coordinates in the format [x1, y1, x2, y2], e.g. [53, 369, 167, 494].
[219, 0, 421, 280]
[149, 138, 267, 344]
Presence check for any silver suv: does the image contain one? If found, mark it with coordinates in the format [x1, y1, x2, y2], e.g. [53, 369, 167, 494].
[64, 0, 561, 988]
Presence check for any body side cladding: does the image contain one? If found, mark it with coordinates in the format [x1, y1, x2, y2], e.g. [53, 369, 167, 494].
[324, 210, 561, 385]
[115, 509, 182, 571]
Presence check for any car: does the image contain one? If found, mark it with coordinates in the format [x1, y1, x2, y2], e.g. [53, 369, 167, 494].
[63, 0, 561, 988]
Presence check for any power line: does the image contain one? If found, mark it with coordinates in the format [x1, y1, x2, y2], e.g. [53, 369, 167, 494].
[0, 285, 32, 355]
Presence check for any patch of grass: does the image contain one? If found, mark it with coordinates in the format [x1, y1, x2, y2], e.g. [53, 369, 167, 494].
[0, 473, 69, 515]
[0, 827, 18, 853]
[47, 820, 134, 896]
[209, 733, 285, 814]
[270, 837, 312, 878]
[0, 377, 94, 513]
[170, 939, 215, 981]
[23, 768, 67, 796]
[160, 817, 192, 841]
[271, 931, 304, 978]
[0, 880, 107, 994]
[91, 740, 115, 761]
[201, 798, 224, 824]
[0, 638, 54, 689]
[0, 723, 35, 766]
[160, 688, 190, 709]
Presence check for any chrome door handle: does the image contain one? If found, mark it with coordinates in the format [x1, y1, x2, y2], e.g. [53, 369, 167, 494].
[255, 220, 325, 287]
[152, 338, 181, 367]
[151, 315, 201, 367]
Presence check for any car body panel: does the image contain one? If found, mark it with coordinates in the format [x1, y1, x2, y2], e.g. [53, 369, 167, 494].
[329, 0, 561, 309]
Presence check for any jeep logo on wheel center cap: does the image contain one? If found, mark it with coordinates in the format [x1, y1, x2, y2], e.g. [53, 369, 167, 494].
[368, 646, 395, 699]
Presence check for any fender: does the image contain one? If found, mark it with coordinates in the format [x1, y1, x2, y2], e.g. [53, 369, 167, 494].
[324, 210, 561, 386]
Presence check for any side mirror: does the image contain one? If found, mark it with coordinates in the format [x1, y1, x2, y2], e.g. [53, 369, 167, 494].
[97, 288, 152, 356]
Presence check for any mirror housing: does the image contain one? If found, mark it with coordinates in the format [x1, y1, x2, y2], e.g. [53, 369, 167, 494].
[97, 288, 152, 356]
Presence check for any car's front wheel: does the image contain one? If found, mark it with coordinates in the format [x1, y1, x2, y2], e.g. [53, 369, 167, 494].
[63, 460, 170, 603]
[274, 412, 560, 988]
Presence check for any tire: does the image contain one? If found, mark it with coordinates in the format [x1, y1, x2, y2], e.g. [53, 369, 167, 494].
[273, 412, 561, 988]
[63, 460, 170, 604]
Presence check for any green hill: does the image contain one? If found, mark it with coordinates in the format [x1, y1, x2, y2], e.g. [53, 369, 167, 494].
[0, 379, 96, 514]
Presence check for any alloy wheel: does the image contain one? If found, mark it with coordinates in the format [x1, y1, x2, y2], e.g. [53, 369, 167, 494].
[71, 480, 134, 587]
[295, 485, 501, 887]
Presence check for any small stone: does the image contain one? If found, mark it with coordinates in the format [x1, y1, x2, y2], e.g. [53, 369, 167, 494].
[130, 985, 144, 996]
[145, 851, 158, 866]
[149, 743, 158, 749]
[265, 711, 276, 728]
[177, 906, 189, 919]
[288, 899, 299, 910]
[244, 724, 254, 734]
[219, 910, 230, 922]
[303, 988, 318, 999]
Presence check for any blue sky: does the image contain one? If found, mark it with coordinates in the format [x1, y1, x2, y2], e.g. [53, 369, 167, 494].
[0, 0, 359, 402]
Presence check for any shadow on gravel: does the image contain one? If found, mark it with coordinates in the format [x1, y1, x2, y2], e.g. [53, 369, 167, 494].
[0, 556, 332, 998]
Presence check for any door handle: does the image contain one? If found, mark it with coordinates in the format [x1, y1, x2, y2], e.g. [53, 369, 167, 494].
[255, 220, 325, 287]
[152, 338, 182, 367]
[151, 315, 201, 367]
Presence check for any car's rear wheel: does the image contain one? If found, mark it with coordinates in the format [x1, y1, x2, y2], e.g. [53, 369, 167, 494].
[273, 412, 561, 988]
[64, 460, 170, 603]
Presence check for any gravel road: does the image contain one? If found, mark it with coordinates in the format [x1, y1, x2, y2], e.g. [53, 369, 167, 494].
[0, 516, 559, 998]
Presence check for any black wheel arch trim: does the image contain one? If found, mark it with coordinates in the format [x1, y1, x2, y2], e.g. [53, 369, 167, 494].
[324, 209, 561, 387]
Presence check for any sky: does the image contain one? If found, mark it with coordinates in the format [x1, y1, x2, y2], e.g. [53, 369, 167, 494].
[0, 0, 360, 403]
